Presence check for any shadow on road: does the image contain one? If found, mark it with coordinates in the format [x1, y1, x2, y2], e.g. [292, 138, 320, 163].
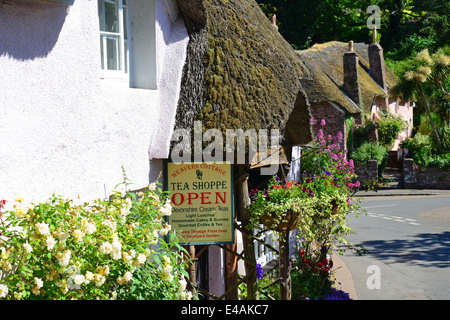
[360, 231, 450, 268]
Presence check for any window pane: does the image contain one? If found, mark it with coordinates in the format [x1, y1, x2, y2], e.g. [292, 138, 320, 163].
[100, 35, 121, 71]
[106, 36, 120, 70]
[99, 0, 118, 33]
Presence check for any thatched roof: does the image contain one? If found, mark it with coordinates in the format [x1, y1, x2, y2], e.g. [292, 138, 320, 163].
[296, 41, 398, 115]
[175, 0, 313, 147]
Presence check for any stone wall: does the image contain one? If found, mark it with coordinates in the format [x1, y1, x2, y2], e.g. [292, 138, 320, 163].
[354, 159, 378, 187]
[403, 158, 450, 189]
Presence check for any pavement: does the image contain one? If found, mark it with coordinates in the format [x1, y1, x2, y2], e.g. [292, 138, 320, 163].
[354, 188, 450, 197]
[332, 252, 358, 300]
[332, 187, 450, 300]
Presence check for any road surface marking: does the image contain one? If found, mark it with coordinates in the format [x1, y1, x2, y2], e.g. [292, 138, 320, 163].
[366, 212, 420, 226]
[363, 204, 397, 209]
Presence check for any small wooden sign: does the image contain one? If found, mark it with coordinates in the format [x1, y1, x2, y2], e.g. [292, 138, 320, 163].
[165, 162, 234, 245]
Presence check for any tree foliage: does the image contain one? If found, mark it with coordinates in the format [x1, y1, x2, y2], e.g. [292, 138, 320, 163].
[256, 0, 449, 55]
[391, 47, 450, 153]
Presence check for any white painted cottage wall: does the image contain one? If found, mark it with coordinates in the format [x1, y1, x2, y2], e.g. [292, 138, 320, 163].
[0, 0, 188, 208]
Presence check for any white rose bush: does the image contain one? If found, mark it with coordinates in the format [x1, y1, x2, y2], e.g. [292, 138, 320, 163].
[0, 182, 193, 300]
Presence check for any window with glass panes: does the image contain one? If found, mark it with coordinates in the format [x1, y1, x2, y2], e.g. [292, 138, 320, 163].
[98, 0, 129, 77]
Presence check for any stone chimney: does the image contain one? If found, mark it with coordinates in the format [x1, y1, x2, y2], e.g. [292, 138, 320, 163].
[368, 28, 389, 109]
[343, 41, 361, 108]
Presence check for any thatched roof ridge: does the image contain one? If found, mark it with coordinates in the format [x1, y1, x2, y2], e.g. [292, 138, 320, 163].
[297, 41, 398, 114]
[175, 0, 313, 146]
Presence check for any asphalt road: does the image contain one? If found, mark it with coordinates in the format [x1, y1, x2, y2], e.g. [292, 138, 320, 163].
[340, 195, 450, 300]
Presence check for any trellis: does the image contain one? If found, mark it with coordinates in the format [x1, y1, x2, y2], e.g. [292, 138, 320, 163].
[184, 223, 280, 300]
[182, 166, 285, 300]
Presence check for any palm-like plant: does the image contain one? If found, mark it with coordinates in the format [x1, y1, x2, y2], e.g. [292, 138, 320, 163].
[391, 47, 450, 154]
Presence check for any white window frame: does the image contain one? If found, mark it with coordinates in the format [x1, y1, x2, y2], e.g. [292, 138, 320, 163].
[255, 229, 277, 266]
[98, 0, 131, 83]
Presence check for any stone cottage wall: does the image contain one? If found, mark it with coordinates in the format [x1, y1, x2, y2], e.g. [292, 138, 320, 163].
[311, 102, 346, 138]
[403, 158, 450, 189]
[310, 101, 347, 153]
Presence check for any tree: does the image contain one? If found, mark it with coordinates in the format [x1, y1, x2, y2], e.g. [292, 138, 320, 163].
[256, 0, 379, 49]
[391, 47, 450, 154]
[256, 0, 449, 55]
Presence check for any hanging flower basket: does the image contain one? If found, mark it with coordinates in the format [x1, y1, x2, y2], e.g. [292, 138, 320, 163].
[261, 209, 301, 232]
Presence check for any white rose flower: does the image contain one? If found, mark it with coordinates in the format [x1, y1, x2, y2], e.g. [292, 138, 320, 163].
[94, 274, 105, 287]
[14, 206, 27, 218]
[160, 269, 173, 282]
[183, 291, 193, 300]
[178, 278, 187, 293]
[149, 182, 157, 191]
[35, 222, 50, 236]
[111, 237, 122, 252]
[158, 202, 172, 217]
[85, 222, 97, 235]
[73, 274, 85, 286]
[57, 250, 71, 267]
[0, 284, 8, 298]
[46, 236, 56, 251]
[34, 277, 43, 289]
[23, 242, 33, 254]
[101, 218, 117, 231]
[72, 229, 84, 243]
[137, 253, 146, 265]
[99, 242, 112, 255]
[123, 271, 133, 282]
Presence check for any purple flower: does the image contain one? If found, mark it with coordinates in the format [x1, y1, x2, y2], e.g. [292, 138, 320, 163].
[322, 288, 352, 300]
[320, 119, 326, 126]
[256, 264, 264, 280]
[324, 170, 332, 176]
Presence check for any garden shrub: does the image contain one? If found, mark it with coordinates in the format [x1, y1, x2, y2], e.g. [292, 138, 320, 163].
[353, 120, 377, 150]
[0, 182, 193, 300]
[423, 153, 450, 169]
[401, 133, 436, 165]
[435, 125, 450, 154]
[417, 112, 444, 136]
[377, 111, 408, 150]
[351, 142, 388, 176]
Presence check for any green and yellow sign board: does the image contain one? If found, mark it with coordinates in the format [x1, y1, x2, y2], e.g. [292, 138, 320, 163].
[165, 162, 235, 245]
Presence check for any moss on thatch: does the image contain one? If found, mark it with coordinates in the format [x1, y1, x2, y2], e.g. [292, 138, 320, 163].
[297, 41, 398, 115]
[175, 0, 313, 147]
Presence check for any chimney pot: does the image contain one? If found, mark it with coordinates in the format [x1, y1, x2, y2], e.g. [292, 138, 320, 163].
[348, 41, 354, 52]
